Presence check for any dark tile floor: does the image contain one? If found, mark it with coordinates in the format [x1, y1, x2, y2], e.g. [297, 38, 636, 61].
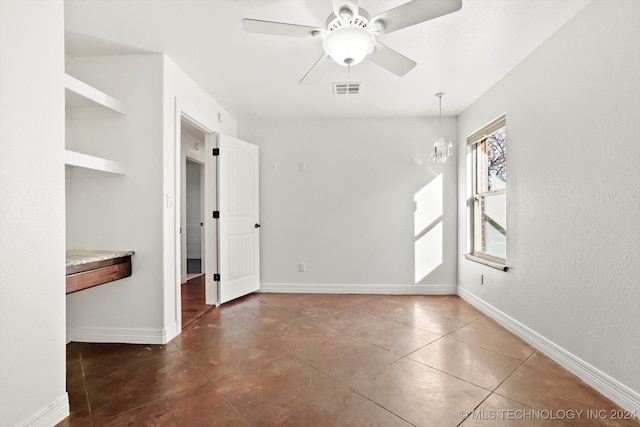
[58, 293, 638, 426]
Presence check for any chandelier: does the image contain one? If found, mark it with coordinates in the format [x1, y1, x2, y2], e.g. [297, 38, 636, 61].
[432, 92, 453, 164]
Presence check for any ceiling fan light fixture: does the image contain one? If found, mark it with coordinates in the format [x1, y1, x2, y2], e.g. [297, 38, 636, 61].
[242, 0, 463, 82]
[323, 26, 375, 67]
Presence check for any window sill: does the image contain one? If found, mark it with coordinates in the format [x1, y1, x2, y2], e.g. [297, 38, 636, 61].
[464, 253, 508, 271]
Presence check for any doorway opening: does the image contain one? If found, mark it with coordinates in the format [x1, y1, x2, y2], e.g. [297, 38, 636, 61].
[185, 159, 203, 275]
[173, 111, 259, 333]
[180, 117, 214, 328]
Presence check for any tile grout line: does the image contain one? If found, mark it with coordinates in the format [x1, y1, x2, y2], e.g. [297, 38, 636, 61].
[399, 315, 481, 361]
[487, 350, 550, 409]
[454, 350, 539, 427]
[214, 309, 355, 426]
[89, 344, 216, 424]
[283, 346, 418, 427]
[251, 295, 498, 426]
[394, 318, 536, 427]
[234, 301, 418, 426]
[68, 294, 606, 426]
[168, 329, 257, 427]
[490, 350, 536, 395]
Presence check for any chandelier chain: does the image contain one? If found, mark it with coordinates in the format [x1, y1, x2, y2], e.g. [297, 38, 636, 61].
[438, 93, 443, 138]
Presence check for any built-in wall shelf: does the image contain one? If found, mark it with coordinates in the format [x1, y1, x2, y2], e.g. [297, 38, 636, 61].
[65, 150, 125, 175]
[64, 73, 125, 115]
[64, 73, 125, 175]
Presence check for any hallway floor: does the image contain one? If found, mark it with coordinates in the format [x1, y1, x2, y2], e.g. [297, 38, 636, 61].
[181, 273, 212, 329]
[59, 293, 638, 426]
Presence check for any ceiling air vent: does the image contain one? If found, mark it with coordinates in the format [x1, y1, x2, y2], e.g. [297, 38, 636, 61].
[333, 82, 361, 95]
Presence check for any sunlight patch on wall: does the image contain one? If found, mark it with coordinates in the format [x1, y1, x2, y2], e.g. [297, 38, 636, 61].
[414, 173, 444, 282]
[415, 222, 443, 282]
[414, 174, 443, 236]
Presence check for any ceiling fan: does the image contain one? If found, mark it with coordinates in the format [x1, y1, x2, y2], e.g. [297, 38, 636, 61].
[242, 0, 463, 83]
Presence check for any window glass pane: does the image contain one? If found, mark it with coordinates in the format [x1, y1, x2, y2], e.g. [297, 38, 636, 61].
[469, 116, 507, 265]
[480, 193, 506, 259]
[487, 127, 506, 191]
[477, 139, 489, 193]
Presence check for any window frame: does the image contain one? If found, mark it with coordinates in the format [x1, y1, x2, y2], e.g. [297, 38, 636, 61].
[465, 114, 508, 271]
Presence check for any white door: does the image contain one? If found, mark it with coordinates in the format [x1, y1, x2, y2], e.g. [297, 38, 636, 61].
[217, 134, 260, 303]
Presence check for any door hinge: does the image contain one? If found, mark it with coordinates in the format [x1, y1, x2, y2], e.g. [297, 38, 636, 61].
[213, 273, 220, 281]
[212, 148, 220, 156]
[212, 211, 220, 219]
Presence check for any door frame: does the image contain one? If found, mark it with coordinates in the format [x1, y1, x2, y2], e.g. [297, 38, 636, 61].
[182, 157, 204, 283]
[173, 106, 219, 332]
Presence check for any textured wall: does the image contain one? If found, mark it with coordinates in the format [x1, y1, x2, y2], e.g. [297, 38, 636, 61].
[65, 55, 165, 339]
[0, 1, 68, 425]
[66, 55, 239, 342]
[457, 0, 640, 401]
[240, 117, 458, 289]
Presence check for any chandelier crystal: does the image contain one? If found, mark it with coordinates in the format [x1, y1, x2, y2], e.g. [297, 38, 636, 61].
[432, 92, 453, 164]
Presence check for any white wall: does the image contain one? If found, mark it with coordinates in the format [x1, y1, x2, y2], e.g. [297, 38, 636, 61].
[240, 117, 457, 293]
[65, 54, 238, 343]
[186, 160, 203, 258]
[180, 128, 206, 282]
[0, 1, 69, 425]
[457, 0, 640, 412]
[163, 55, 237, 329]
[66, 54, 166, 343]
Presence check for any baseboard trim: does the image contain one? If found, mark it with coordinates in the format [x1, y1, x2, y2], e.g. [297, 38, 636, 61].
[164, 322, 179, 344]
[17, 393, 69, 427]
[67, 326, 170, 344]
[457, 287, 640, 414]
[259, 283, 457, 295]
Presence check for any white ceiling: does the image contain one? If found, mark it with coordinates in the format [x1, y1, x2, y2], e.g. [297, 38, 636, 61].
[64, 0, 591, 120]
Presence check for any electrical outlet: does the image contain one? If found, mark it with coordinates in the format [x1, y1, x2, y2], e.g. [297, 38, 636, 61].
[298, 262, 306, 272]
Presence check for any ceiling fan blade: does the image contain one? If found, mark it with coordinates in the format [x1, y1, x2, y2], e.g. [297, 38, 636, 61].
[331, 0, 342, 18]
[242, 19, 321, 38]
[299, 54, 333, 84]
[367, 42, 417, 76]
[371, 0, 462, 35]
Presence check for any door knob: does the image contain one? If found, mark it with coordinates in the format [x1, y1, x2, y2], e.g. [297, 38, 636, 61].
[254, 223, 261, 228]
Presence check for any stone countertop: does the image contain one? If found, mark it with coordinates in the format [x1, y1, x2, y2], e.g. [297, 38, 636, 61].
[66, 249, 135, 267]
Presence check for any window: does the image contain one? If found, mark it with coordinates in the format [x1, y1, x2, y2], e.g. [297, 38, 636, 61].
[465, 115, 507, 270]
